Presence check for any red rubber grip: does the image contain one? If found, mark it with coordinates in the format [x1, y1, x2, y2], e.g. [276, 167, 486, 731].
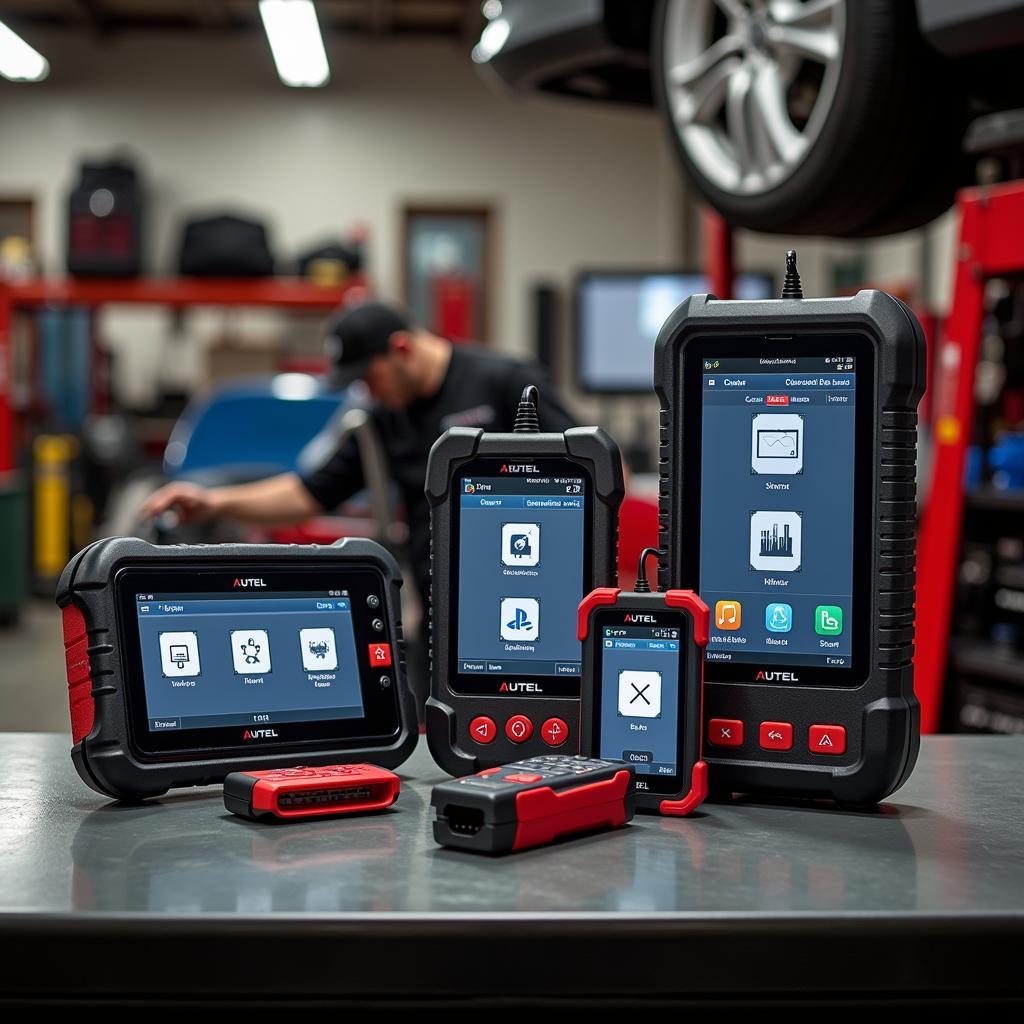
[664, 589, 710, 646]
[62, 604, 94, 745]
[659, 760, 708, 817]
[577, 587, 620, 641]
[512, 769, 631, 850]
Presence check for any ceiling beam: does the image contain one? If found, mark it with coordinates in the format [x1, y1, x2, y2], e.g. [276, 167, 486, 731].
[190, 1, 232, 29]
[74, 0, 113, 36]
[369, 0, 396, 36]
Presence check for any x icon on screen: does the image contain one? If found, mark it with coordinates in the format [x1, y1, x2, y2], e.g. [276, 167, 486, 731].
[629, 683, 651, 706]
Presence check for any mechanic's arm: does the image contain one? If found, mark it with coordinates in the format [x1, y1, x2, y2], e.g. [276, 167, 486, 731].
[141, 472, 324, 525]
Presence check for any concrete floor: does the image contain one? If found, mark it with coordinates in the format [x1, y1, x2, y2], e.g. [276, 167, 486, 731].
[0, 601, 72, 733]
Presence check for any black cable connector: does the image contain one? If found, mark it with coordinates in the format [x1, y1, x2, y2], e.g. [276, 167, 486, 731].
[781, 249, 803, 299]
[634, 547, 660, 593]
[513, 384, 540, 432]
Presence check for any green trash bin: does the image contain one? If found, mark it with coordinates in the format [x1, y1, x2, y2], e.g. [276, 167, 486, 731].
[0, 470, 27, 623]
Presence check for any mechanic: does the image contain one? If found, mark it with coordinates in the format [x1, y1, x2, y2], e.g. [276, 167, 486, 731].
[141, 301, 580, 703]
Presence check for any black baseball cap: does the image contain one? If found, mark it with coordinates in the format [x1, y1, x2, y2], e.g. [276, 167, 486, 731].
[325, 301, 411, 388]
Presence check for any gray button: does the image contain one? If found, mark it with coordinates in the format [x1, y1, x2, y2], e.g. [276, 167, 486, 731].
[366, 594, 380, 609]
[623, 749, 653, 764]
[371, 618, 384, 631]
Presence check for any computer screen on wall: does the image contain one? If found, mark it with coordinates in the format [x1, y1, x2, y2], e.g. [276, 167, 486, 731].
[576, 271, 774, 394]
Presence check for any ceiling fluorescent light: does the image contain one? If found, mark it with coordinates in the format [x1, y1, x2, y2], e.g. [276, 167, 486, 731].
[259, 0, 330, 88]
[471, 17, 510, 64]
[0, 20, 49, 82]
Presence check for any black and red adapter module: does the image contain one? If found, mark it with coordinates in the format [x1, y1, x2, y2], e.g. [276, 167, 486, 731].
[432, 754, 636, 854]
[224, 764, 400, 823]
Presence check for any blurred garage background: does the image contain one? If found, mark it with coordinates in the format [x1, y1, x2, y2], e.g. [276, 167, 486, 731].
[1, 0, 1023, 736]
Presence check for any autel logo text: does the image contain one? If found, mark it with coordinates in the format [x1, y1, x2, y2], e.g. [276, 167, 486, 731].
[242, 728, 279, 740]
[499, 681, 543, 693]
[499, 464, 539, 474]
[755, 670, 799, 682]
[233, 578, 267, 588]
[624, 613, 657, 623]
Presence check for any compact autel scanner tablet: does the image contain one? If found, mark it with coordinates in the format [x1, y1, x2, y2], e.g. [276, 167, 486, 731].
[425, 385, 624, 774]
[579, 548, 709, 815]
[58, 537, 416, 800]
[655, 252, 925, 805]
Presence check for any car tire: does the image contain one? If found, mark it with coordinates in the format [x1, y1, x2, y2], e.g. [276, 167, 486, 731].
[653, 0, 970, 237]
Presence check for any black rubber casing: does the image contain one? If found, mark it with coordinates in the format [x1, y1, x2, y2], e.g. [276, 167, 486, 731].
[655, 290, 925, 805]
[56, 537, 417, 801]
[425, 427, 624, 775]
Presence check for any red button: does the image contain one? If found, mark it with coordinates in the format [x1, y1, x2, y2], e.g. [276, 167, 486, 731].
[367, 643, 391, 667]
[469, 716, 496, 745]
[708, 718, 744, 747]
[504, 773, 542, 783]
[505, 715, 534, 743]
[478, 767, 501, 776]
[759, 721, 793, 751]
[809, 724, 846, 756]
[540, 717, 569, 747]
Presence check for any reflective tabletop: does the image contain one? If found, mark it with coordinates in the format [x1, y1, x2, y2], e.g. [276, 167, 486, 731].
[1, 733, 1022, 1003]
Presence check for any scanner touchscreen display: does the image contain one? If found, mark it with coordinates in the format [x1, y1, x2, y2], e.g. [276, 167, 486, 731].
[598, 622, 681, 779]
[453, 468, 589, 687]
[699, 354, 857, 670]
[134, 590, 365, 733]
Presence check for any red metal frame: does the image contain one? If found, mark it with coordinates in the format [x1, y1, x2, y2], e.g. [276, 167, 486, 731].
[702, 208, 734, 299]
[0, 283, 11, 473]
[5, 277, 363, 309]
[916, 180, 1024, 734]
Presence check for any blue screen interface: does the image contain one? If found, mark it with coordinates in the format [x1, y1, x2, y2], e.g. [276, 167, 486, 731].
[134, 591, 365, 732]
[700, 354, 857, 669]
[598, 624, 680, 777]
[456, 473, 586, 678]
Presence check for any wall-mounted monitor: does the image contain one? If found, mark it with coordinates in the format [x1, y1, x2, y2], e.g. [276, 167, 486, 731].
[575, 270, 774, 394]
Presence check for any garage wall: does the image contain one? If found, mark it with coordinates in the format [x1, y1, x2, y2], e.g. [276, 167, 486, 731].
[0, 28, 687, 404]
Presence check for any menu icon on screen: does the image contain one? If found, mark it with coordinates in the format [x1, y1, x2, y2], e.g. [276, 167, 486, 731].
[300, 627, 338, 671]
[749, 511, 802, 572]
[159, 631, 201, 678]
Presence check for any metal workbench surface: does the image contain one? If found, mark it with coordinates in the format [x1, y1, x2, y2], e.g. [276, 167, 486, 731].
[1, 733, 1022, 1005]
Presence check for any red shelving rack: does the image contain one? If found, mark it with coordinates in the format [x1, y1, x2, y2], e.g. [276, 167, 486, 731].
[0, 275, 367, 472]
[916, 180, 1024, 733]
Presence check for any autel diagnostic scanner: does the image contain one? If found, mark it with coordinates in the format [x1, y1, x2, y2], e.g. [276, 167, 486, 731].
[655, 252, 926, 805]
[579, 549, 709, 816]
[425, 385, 624, 775]
[58, 537, 417, 801]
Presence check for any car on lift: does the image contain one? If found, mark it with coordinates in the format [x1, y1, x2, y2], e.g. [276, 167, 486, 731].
[473, 0, 1024, 236]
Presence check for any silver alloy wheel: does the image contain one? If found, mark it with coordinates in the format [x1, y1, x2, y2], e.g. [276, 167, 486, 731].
[663, 0, 846, 196]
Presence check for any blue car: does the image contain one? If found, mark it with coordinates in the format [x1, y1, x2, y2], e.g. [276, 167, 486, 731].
[163, 373, 345, 485]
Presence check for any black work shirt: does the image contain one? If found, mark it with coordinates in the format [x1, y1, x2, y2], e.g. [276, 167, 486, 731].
[300, 346, 578, 606]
